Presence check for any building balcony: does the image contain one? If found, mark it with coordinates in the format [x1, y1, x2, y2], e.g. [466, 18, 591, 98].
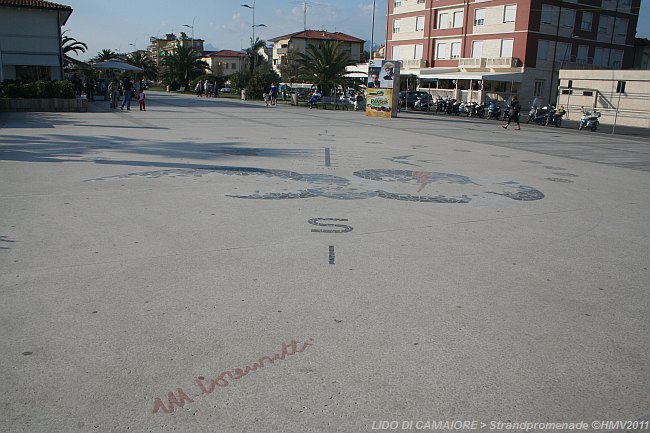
[276, 47, 288, 55]
[401, 59, 428, 69]
[459, 57, 486, 68]
[485, 57, 520, 68]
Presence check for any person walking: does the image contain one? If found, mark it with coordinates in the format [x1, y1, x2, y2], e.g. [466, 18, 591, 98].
[85, 79, 95, 102]
[138, 88, 146, 111]
[502, 95, 521, 130]
[108, 78, 119, 109]
[270, 82, 278, 106]
[204, 79, 210, 98]
[121, 77, 134, 110]
[195, 80, 203, 97]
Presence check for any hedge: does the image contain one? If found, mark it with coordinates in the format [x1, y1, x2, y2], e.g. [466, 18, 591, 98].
[0, 80, 75, 99]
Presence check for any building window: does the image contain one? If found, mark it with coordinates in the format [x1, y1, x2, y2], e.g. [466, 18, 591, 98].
[576, 45, 589, 63]
[453, 11, 464, 28]
[582, 91, 593, 96]
[451, 42, 461, 59]
[232, 63, 236, 69]
[438, 12, 449, 29]
[562, 9, 575, 28]
[416, 16, 425, 31]
[471, 40, 483, 58]
[534, 80, 544, 97]
[503, 5, 516, 23]
[392, 45, 400, 60]
[593, 47, 606, 66]
[616, 81, 626, 93]
[610, 50, 623, 68]
[614, 17, 628, 37]
[474, 9, 485, 26]
[394, 1, 401, 7]
[15, 66, 50, 82]
[393, 19, 401, 33]
[555, 42, 571, 62]
[437, 43, 448, 59]
[581, 12, 593, 31]
[500, 39, 513, 57]
[541, 4, 554, 25]
[417, 0, 425, 3]
[414, 44, 423, 59]
[598, 15, 611, 33]
[537, 40, 549, 60]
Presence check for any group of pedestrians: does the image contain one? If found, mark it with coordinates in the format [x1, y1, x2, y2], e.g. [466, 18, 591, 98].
[263, 82, 279, 107]
[107, 78, 146, 111]
[195, 79, 220, 98]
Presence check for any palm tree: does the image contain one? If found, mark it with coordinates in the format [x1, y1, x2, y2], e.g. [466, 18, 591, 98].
[93, 49, 118, 63]
[61, 31, 87, 56]
[297, 41, 356, 95]
[245, 37, 268, 73]
[127, 51, 158, 80]
[163, 45, 210, 89]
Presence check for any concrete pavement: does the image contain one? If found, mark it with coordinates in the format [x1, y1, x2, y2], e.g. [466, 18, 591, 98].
[1, 91, 649, 433]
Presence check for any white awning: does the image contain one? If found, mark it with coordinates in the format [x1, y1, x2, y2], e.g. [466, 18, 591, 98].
[2, 53, 61, 67]
[344, 71, 368, 78]
[418, 70, 523, 82]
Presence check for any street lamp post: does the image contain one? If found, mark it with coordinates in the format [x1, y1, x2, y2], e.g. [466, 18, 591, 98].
[242, 1, 266, 69]
[183, 16, 196, 50]
[370, 0, 376, 60]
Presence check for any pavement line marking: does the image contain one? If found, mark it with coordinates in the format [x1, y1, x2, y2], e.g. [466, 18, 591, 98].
[325, 147, 331, 167]
[329, 245, 335, 265]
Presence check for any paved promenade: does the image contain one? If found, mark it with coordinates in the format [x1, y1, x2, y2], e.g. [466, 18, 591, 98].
[1, 92, 649, 433]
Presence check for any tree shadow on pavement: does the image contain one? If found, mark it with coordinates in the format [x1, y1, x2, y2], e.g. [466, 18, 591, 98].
[0, 133, 313, 166]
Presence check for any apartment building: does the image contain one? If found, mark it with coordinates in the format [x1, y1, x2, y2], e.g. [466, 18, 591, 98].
[200, 50, 248, 75]
[386, 0, 640, 105]
[269, 30, 365, 73]
[148, 33, 205, 70]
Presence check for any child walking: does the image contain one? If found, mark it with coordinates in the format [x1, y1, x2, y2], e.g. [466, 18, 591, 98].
[138, 88, 146, 111]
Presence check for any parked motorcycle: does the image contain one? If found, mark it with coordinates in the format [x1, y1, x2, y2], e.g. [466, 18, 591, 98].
[486, 101, 501, 120]
[578, 108, 601, 131]
[545, 105, 566, 127]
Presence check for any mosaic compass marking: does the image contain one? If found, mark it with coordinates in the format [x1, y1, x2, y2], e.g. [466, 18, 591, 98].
[87, 166, 544, 204]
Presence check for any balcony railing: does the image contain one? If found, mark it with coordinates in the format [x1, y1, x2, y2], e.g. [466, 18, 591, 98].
[485, 57, 520, 68]
[276, 47, 288, 55]
[401, 59, 428, 69]
[459, 57, 486, 68]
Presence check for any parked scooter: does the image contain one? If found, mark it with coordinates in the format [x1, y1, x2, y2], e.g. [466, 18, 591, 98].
[578, 107, 601, 131]
[457, 101, 467, 116]
[527, 105, 552, 125]
[434, 96, 446, 113]
[486, 101, 501, 120]
[545, 105, 566, 127]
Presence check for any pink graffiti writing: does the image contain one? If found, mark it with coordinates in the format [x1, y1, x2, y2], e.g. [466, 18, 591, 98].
[152, 338, 313, 414]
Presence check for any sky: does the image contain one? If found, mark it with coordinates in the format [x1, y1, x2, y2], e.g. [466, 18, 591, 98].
[62, 0, 388, 61]
[62, 0, 649, 61]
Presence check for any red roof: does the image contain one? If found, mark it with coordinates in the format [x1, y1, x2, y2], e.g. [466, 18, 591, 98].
[269, 30, 364, 43]
[0, 0, 72, 10]
[203, 50, 247, 58]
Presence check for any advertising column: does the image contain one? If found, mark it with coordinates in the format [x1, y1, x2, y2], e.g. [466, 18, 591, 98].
[365, 59, 401, 118]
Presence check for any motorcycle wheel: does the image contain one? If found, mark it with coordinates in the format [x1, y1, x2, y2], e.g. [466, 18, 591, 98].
[590, 124, 597, 132]
[555, 120, 561, 128]
[487, 113, 492, 119]
[578, 124, 584, 130]
[526, 117, 532, 124]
